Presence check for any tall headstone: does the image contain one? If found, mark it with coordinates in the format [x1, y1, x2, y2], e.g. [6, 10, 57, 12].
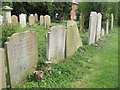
[88, 11, 97, 45]
[29, 14, 35, 26]
[2, 6, 13, 23]
[40, 15, 44, 25]
[0, 48, 6, 90]
[35, 13, 38, 22]
[111, 13, 114, 30]
[47, 26, 66, 63]
[19, 13, 26, 28]
[44, 15, 51, 29]
[66, 20, 83, 57]
[11, 15, 18, 26]
[106, 19, 109, 35]
[101, 28, 105, 36]
[79, 13, 84, 30]
[0, 15, 3, 25]
[96, 13, 102, 41]
[5, 31, 38, 88]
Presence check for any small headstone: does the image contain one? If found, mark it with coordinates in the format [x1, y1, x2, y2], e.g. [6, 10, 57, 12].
[40, 15, 44, 25]
[19, 13, 26, 28]
[96, 13, 102, 41]
[35, 13, 38, 22]
[0, 48, 6, 90]
[29, 14, 35, 26]
[11, 15, 18, 26]
[0, 15, 3, 25]
[5, 31, 38, 88]
[101, 28, 105, 36]
[44, 15, 51, 29]
[2, 6, 13, 23]
[47, 26, 66, 63]
[66, 20, 83, 57]
[111, 13, 114, 30]
[106, 19, 109, 35]
[88, 11, 97, 45]
[79, 13, 84, 30]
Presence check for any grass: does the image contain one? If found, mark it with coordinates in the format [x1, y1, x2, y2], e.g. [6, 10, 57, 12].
[3, 21, 118, 88]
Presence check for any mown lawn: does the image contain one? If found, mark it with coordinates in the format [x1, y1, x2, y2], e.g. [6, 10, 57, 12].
[4, 21, 118, 88]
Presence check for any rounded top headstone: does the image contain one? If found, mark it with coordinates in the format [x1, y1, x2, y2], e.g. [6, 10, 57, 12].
[2, 6, 13, 11]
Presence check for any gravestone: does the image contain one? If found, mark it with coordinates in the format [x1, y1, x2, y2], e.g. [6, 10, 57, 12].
[96, 13, 102, 41]
[0, 48, 6, 90]
[44, 15, 51, 29]
[40, 15, 44, 25]
[19, 13, 26, 28]
[111, 13, 114, 30]
[47, 26, 66, 63]
[0, 15, 3, 25]
[79, 13, 84, 30]
[5, 31, 38, 88]
[2, 6, 13, 23]
[66, 20, 83, 57]
[29, 14, 35, 26]
[11, 15, 18, 26]
[106, 19, 109, 35]
[35, 13, 38, 22]
[88, 11, 97, 45]
[101, 28, 104, 36]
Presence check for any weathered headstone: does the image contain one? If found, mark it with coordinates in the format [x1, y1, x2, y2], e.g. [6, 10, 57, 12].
[40, 15, 44, 25]
[79, 13, 84, 30]
[106, 19, 109, 35]
[101, 28, 105, 36]
[96, 13, 102, 41]
[29, 14, 35, 26]
[66, 20, 83, 57]
[88, 11, 97, 45]
[111, 13, 114, 30]
[5, 31, 38, 88]
[35, 13, 38, 22]
[11, 15, 18, 26]
[2, 6, 13, 23]
[19, 13, 26, 28]
[44, 15, 51, 29]
[47, 26, 66, 63]
[0, 48, 6, 90]
[0, 15, 3, 25]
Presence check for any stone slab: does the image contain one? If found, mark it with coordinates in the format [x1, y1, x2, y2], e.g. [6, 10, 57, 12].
[111, 13, 114, 30]
[101, 28, 104, 36]
[5, 31, 38, 88]
[47, 25, 66, 63]
[44, 15, 51, 29]
[35, 13, 38, 22]
[40, 15, 44, 25]
[0, 48, 6, 90]
[88, 11, 97, 45]
[0, 15, 3, 25]
[106, 19, 109, 35]
[66, 20, 83, 57]
[19, 13, 26, 28]
[11, 15, 18, 26]
[29, 14, 35, 26]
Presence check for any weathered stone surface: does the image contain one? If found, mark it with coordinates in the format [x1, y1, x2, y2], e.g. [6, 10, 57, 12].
[40, 15, 44, 25]
[35, 13, 38, 22]
[111, 13, 114, 30]
[96, 13, 102, 41]
[19, 13, 26, 28]
[47, 26, 66, 63]
[5, 31, 38, 88]
[106, 19, 109, 35]
[88, 11, 97, 45]
[79, 13, 84, 30]
[44, 15, 51, 29]
[66, 20, 83, 57]
[0, 48, 6, 90]
[101, 28, 105, 36]
[29, 14, 35, 26]
[0, 15, 3, 25]
[11, 15, 18, 26]
[2, 6, 13, 23]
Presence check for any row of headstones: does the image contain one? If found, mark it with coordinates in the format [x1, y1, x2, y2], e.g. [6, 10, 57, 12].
[0, 13, 51, 29]
[88, 11, 114, 45]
